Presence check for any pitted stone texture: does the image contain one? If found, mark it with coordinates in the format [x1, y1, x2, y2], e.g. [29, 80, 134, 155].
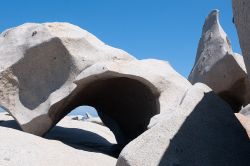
[0, 22, 134, 136]
[188, 10, 250, 111]
[117, 83, 250, 166]
[0, 23, 190, 146]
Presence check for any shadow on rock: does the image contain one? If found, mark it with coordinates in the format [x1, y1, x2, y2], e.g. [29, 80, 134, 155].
[45, 126, 122, 157]
[158, 92, 250, 166]
[0, 120, 21, 130]
[0, 119, 121, 157]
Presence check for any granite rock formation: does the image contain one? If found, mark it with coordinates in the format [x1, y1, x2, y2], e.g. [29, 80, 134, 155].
[117, 83, 250, 166]
[0, 23, 190, 145]
[1, 6, 250, 165]
[188, 10, 250, 112]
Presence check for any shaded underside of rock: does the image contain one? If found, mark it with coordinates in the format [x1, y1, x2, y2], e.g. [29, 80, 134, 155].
[0, 22, 134, 134]
[46, 59, 190, 145]
[188, 10, 250, 112]
[117, 83, 250, 166]
[233, 0, 250, 77]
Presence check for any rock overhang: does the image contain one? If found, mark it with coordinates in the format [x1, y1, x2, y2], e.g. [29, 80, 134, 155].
[0, 22, 190, 146]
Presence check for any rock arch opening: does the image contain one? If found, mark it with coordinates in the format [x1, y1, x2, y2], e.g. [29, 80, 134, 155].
[68, 106, 99, 118]
[0, 106, 21, 130]
[53, 76, 160, 146]
[0, 107, 6, 113]
[46, 105, 118, 157]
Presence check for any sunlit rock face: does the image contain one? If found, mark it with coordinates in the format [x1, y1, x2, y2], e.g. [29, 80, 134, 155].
[188, 10, 250, 112]
[0, 22, 190, 145]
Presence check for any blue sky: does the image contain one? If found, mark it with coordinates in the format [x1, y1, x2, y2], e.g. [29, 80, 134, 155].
[0, 0, 240, 115]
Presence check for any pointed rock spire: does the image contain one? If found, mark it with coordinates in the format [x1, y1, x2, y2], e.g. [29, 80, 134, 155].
[192, 10, 232, 73]
[188, 10, 250, 112]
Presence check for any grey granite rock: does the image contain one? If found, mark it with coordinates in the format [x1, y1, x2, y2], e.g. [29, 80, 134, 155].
[189, 10, 250, 112]
[0, 23, 190, 145]
[117, 83, 250, 166]
[233, 0, 250, 77]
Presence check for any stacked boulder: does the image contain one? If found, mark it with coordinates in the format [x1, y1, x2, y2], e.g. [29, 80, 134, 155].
[117, 83, 250, 166]
[117, 9, 250, 166]
[188, 10, 250, 112]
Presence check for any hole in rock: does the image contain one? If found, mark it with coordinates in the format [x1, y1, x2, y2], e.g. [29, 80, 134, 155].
[46, 105, 119, 157]
[50, 76, 160, 157]
[0, 107, 6, 113]
[68, 106, 99, 118]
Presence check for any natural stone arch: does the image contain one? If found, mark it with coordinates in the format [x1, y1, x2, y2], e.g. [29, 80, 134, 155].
[17, 58, 190, 146]
[0, 23, 191, 144]
[50, 74, 160, 146]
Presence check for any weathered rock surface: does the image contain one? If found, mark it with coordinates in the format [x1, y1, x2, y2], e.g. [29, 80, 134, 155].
[117, 83, 250, 166]
[68, 59, 190, 145]
[235, 113, 250, 138]
[239, 104, 250, 118]
[0, 126, 116, 166]
[0, 22, 134, 136]
[188, 10, 250, 111]
[2, 16, 248, 166]
[0, 23, 190, 145]
[232, 0, 250, 77]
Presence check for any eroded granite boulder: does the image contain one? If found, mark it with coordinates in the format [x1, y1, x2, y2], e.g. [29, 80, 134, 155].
[117, 83, 250, 166]
[188, 10, 250, 111]
[0, 23, 190, 145]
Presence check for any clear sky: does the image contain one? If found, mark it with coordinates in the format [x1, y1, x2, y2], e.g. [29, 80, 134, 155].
[0, 1, 241, 115]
